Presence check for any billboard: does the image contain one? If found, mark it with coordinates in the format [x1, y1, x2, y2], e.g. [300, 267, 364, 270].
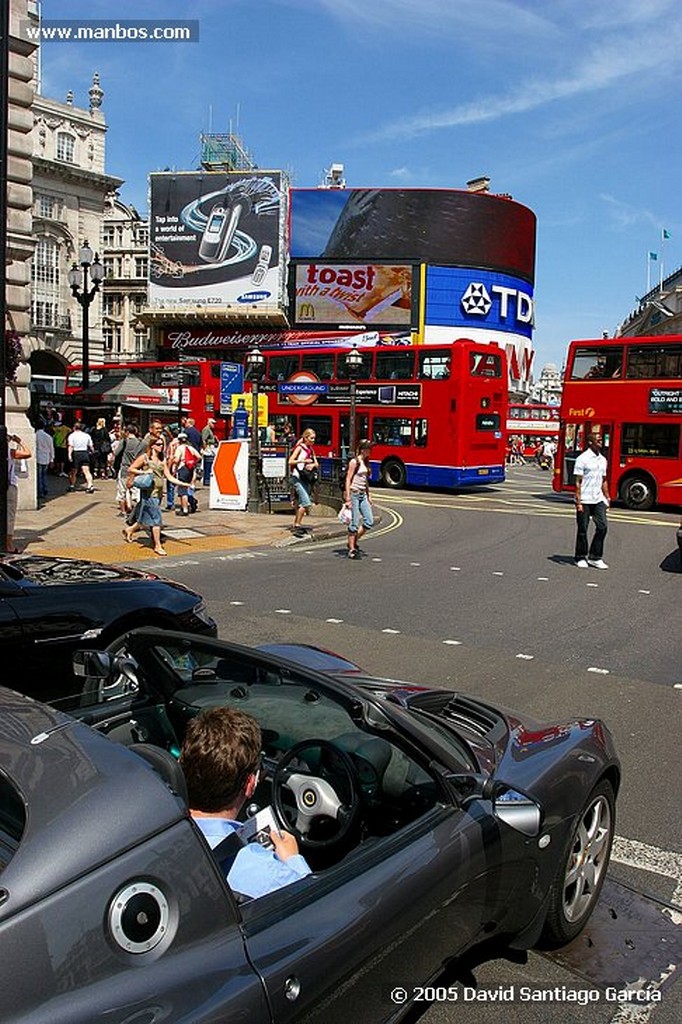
[425, 266, 534, 339]
[293, 263, 415, 328]
[149, 171, 286, 308]
[289, 188, 536, 282]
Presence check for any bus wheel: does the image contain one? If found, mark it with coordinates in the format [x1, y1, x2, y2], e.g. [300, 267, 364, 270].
[381, 458, 406, 488]
[620, 474, 655, 511]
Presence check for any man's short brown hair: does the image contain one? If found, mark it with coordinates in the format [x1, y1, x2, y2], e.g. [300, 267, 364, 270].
[180, 707, 261, 812]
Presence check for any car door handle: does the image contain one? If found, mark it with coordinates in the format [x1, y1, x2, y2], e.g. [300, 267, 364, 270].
[284, 976, 301, 1002]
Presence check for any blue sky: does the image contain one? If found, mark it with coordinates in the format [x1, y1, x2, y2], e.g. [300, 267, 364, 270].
[38, 0, 681, 372]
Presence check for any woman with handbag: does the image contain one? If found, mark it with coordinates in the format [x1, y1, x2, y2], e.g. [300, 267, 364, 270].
[122, 438, 184, 556]
[288, 428, 319, 537]
[343, 439, 373, 559]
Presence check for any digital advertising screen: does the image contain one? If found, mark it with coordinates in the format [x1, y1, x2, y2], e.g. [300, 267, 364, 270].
[293, 262, 415, 328]
[289, 188, 536, 282]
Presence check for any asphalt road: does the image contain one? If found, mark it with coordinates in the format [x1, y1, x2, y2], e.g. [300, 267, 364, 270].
[153, 465, 681, 1024]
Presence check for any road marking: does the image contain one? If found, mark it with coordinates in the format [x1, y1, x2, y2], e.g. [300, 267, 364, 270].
[275, 609, 292, 615]
[229, 601, 244, 606]
[516, 653, 534, 660]
[442, 639, 463, 646]
[639, 589, 651, 594]
[587, 582, 599, 587]
[492, 571, 504, 576]
[450, 566, 461, 571]
[587, 666, 610, 674]
[410, 562, 421, 566]
[382, 628, 401, 634]
[372, 557, 382, 562]
[326, 618, 343, 624]
[537, 576, 549, 581]
[612, 835, 682, 910]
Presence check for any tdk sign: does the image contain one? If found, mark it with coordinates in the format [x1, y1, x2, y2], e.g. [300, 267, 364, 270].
[426, 267, 534, 338]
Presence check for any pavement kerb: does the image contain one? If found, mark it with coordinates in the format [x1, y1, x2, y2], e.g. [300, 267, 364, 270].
[14, 478, 350, 564]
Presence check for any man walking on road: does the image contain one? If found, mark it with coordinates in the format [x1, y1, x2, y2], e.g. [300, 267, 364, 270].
[574, 431, 610, 570]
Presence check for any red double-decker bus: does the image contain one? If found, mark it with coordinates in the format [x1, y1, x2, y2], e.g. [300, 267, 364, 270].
[259, 339, 508, 488]
[506, 403, 559, 458]
[553, 334, 682, 510]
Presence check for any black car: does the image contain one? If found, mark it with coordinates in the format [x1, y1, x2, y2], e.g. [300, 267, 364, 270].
[0, 628, 620, 1023]
[0, 554, 216, 700]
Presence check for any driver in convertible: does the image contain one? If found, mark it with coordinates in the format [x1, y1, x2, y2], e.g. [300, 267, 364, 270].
[180, 707, 311, 898]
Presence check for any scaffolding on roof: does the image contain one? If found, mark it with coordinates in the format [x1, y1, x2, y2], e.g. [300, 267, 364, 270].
[200, 133, 256, 172]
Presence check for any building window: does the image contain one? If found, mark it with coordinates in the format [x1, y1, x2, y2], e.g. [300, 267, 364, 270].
[102, 293, 122, 316]
[56, 132, 75, 163]
[102, 226, 115, 247]
[103, 325, 122, 353]
[37, 194, 60, 219]
[134, 328, 149, 355]
[31, 238, 61, 328]
[104, 256, 123, 278]
[135, 257, 148, 278]
[135, 227, 149, 245]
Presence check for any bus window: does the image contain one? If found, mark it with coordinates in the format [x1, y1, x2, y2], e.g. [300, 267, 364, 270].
[569, 346, 624, 380]
[419, 350, 451, 379]
[302, 353, 335, 380]
[373, 417, 412, 446]
[469, 352, 502, 377]
[300, 415, 333, 448]
[375, 351, 416, 380]
[622, 423, 680, 458]
[268, 354, 300, 381]
[337, 351, 372, 381]
[414, 418, 428, 447]
[626, 344, 682, 379]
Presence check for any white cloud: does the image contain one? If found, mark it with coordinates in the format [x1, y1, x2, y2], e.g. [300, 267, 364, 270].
[364, 23, 682, 141]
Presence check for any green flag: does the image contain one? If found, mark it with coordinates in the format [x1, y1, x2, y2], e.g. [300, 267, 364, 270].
[662, 229, 671, 239]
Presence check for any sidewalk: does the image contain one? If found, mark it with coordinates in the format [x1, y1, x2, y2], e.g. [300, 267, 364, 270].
[15, 478, 346, 564]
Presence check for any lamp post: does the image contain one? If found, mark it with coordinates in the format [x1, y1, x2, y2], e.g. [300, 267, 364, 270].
[68, 242, 104, 392]
[245, 346, 266, 512]
[344, 344, 363, 460]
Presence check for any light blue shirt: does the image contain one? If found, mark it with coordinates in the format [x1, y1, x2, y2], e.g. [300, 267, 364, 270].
[194, 816, 311, 899]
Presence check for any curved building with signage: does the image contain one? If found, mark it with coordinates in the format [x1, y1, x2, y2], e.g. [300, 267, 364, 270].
[288, 186, 537, 397]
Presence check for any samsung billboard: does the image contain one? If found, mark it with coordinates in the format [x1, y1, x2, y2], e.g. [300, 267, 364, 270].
[148, 171, 286, 309]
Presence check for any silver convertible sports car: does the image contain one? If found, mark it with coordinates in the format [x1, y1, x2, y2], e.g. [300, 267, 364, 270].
[0, 628, 620, 1024]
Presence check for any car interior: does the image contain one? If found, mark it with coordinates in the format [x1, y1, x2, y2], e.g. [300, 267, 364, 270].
[72, 634, 445, 875]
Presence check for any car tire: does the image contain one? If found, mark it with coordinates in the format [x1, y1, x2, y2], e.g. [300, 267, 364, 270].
[540, 778, 615, 947]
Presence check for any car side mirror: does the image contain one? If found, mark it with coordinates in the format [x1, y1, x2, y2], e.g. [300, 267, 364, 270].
[447, 775, 541, 837]
[73, 650, 112, 678]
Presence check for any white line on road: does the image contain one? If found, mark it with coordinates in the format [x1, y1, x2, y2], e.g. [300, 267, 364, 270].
[611, 835, 682, 910]
[382, 628, 401, 634]
[516, 653, 534, 660]
[587, 666, 610, 674]
[537, 577, 549, 581]
[587, 582, 599, 587]
[229, 601, 244, 606]
[492, 571, 504, 576]
[275, 609, 292, 615]
[442, 639, 463, 646]
[450, 566, 461, 571]
[326, 618, 344, 624]
[639, 590, 651, 595]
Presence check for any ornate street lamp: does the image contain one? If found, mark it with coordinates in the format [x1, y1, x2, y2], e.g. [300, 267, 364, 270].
[68, 241, 104, 391]
[245, 346, 266, 511]
[344, 344, 363, 459]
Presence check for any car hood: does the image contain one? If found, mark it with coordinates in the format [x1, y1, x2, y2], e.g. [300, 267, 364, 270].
[0, 554, 163, 586]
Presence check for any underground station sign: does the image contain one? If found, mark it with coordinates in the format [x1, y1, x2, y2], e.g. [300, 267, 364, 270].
[275, 374, 421, 407]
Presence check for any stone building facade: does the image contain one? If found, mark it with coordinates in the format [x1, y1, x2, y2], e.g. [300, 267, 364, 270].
[26, 72, 122, 382]
[101, 194, 152, 361]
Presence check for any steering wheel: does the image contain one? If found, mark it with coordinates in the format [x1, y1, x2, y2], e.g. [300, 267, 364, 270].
[272, 739, 361, 848]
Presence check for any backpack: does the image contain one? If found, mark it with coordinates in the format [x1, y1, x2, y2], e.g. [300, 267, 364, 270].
[183, 445, 200, 470]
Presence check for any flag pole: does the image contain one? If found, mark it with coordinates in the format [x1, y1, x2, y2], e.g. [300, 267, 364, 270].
[646, 252, 651, 293]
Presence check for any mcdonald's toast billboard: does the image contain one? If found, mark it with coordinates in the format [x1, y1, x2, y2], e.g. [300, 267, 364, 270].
[293, 263, 415, 328]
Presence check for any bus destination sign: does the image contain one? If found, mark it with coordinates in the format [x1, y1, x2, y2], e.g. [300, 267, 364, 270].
[649, 387, 682, 414]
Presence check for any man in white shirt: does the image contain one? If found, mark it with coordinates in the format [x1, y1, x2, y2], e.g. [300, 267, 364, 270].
[67, 420, 95, 493]
[573, 432, 610, 569]
[35, 421, 55, 499]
